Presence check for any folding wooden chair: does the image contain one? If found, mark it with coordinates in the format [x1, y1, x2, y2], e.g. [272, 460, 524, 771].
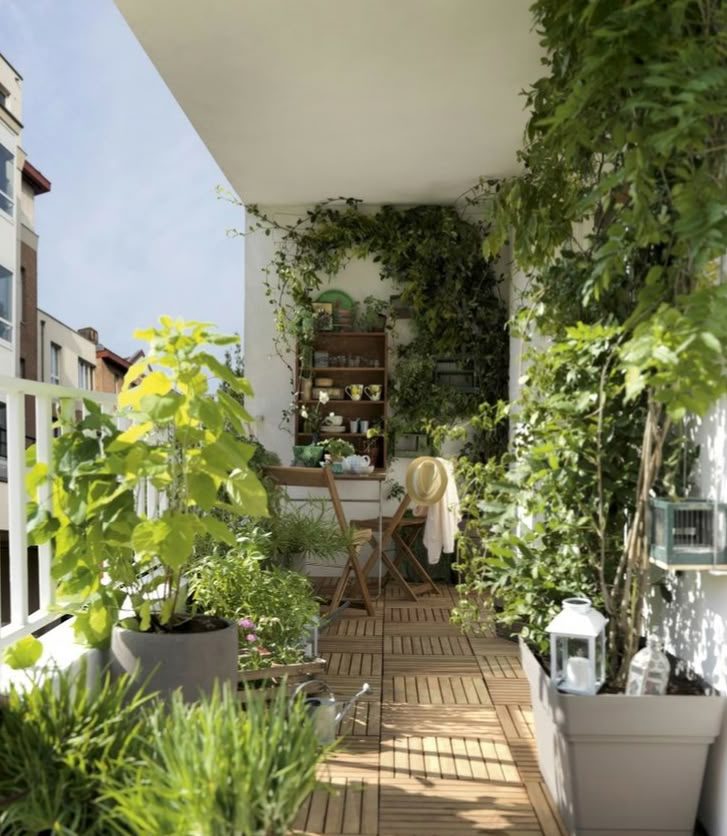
[263, 466, 375, 616]
[351, 490, 439, 602]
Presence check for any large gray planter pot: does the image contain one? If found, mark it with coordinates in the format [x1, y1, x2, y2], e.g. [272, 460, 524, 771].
[110, 619, 238, 702]
[520, 638, 725, 836]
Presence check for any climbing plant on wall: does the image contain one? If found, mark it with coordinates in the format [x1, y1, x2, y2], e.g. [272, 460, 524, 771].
[246, 199, 508, 459]
[455, 0, 727, 685]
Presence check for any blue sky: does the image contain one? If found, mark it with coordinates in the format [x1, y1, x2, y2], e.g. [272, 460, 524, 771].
[0, 0, 245, 357]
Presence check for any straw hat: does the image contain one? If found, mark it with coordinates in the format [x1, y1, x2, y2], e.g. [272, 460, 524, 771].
[405, 456, 448, 506]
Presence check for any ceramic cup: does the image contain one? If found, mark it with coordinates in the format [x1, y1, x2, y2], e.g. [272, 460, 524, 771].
[349, 419, 359, 433]
[345, 384, 363, 401]
[365, 384, 382, 401]
[359, 420, 370, 433]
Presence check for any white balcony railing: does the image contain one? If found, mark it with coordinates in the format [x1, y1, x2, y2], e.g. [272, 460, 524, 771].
[0, 376, 117, 652]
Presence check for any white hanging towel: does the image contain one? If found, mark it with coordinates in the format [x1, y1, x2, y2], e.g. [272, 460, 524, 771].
[421, 458, 461, 565]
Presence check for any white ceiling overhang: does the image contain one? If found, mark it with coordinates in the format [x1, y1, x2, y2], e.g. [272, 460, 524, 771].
[115, 0, 542, 205]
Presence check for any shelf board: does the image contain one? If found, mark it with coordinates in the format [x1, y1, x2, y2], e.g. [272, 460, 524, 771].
[315, 331, 386, 337]
[299, 400, 385, 405]
[310, 367, 384, 372]
[297, 432, 383, 438]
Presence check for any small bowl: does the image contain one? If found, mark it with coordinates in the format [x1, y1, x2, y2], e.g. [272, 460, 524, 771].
[325, 414, 344, 427]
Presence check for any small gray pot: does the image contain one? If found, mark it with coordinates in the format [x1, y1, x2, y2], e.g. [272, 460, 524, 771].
[110, 618, 238, 702]
[520, 637, 725, 836]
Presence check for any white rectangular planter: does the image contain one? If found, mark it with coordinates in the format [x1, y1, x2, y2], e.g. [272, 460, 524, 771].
[520, 638, 725, 836]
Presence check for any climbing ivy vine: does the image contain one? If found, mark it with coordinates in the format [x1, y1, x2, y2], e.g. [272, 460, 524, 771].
[245, 199, 508, 458]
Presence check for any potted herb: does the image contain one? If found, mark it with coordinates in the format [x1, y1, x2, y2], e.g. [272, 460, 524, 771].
[320, 437, 355, 472]
[189, 545, 320, 668]
[24, 318, 268, 700]
[229, 502, 355, 571]
[354, 295, 389, 332]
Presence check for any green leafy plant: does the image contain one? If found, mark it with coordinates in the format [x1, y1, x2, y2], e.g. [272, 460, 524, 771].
[354, 295, 391, 332]
[25, 318, 268, 648]
[103, 686, 329, 836]
[321, 438, 355, 460]
[240, 500, 355, 569]
[0, 664, 153, 835]
[242, 200, 508, 458]
[189, 546, 320, 668]
[459, 0, 727, 684]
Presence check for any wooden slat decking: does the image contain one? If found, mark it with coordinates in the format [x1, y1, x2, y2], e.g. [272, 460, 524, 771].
[294, 581, 565, 836]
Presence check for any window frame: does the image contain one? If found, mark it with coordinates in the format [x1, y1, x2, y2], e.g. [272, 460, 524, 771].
[78, 359, 94, 391]
[0, 141, 14, 218]
[0, 264, 12, 344]
[49, 342, 61, 386]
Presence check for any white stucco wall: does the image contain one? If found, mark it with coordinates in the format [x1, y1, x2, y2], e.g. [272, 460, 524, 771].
[647, 399, 727, 836]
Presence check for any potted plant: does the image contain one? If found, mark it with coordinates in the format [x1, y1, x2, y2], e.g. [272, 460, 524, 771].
[23, 318, 269, 700]
[320, 437, 355, 472]
[189, 543, 321, 667]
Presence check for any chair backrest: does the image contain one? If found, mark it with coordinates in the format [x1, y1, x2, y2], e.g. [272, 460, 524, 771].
[262, 465, 350, 535]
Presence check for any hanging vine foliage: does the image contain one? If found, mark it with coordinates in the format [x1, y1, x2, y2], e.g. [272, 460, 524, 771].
[245, 199, 509, 459]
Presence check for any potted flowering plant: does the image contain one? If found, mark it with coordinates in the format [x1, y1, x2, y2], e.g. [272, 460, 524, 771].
[300, 390, 332, 440]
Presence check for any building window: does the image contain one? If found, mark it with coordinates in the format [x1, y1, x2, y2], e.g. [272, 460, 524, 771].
[0, 143, 13, 217]
[78, 359, 94, 390]
[0, 87, 7, 109]
[50, 343, 61, 385]
[0, 265, 12, 342]
[113, 372, 122, 394]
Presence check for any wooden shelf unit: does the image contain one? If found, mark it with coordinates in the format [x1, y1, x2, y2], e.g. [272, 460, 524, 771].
[297, 331, 388, 467]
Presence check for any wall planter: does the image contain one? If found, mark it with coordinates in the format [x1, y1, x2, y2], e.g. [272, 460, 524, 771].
[520, 638, 725, 836]
[110, 618, 239, 702]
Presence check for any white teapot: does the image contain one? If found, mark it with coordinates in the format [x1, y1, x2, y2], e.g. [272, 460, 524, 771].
[342, 454, 371, 474]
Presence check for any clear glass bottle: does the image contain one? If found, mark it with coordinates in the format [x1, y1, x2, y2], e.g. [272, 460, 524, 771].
[626, 635, 670, 695]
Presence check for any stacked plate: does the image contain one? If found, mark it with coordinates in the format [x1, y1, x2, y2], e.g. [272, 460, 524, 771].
[322, 425, 346, 434]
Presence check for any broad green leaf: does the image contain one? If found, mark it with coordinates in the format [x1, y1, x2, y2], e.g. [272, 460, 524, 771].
[201, 515, 236, 546]
[3, 635, 43, 669]
[138, 599, 152, 632]
[188, 472, 218, 511]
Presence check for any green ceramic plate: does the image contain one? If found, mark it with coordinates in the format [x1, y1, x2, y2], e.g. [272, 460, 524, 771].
[315, 289, 355, 310]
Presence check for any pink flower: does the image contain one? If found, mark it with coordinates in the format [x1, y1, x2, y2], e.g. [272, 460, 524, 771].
[246, 633, 258, 643]
[239, 618, 256, 630]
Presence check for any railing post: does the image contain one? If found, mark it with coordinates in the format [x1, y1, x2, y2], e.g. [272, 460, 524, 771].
[35, 395, 55, 609]
[6, 391, 28, 627]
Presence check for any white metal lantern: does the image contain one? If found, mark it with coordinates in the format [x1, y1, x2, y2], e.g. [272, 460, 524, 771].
[546, 597, 608, 695]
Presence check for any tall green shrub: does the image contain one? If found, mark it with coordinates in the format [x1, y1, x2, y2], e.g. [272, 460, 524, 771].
[459, 0, 727, 682]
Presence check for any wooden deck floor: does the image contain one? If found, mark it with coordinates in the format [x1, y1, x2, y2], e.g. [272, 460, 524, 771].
[294, 581, 565, 836]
